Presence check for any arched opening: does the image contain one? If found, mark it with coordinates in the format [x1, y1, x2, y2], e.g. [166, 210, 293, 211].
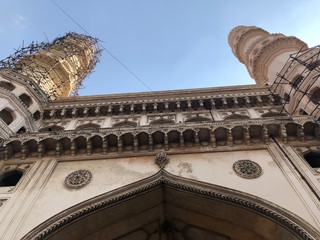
[0, 108, 14, 125]
[286, 123, 299, 141]
[152, 131, 164, 148]
[291, 75, 304, 89]
[74, 136, 87, 154]
[267, 124, 280, 138]
[283, 93, 290, 102]
[107, 134, 118, 152]
[22, 171, 319, 240]
[19, 93, 33, 108]
[303, 151, 320, 168]
[231, 126, 244, 144]
[137, 132, 148, 150]
[183, 129, 195, 147]
[307, 60, 320, 71]
[215, 127, 227, 146]
[198, 128, 210, 146]
[90, 135, 102, 154]
[122, 133, 134, 151]
[168, 130, 180, 148]
[304, 122, 316, 140]
[0, 170, 23, 187]
[0, 81, 15, 91]
[17, 127, 26, 134]
[249, 125, 262, 143]
[33, 110, 41, 121]
[310, 87, 320, 105]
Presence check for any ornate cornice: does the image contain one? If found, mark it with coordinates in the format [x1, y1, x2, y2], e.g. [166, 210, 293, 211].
[21, 170, 320, 240]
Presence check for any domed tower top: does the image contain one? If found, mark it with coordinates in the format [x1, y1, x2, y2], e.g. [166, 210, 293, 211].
[1, 33, 100, 100]
[228, 26, 307, 84]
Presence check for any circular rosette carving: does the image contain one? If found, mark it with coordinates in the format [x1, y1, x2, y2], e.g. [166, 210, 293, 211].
[233, 160, 262, 179]
[155, 151, 169, 169]
[65, 170, 92, 189]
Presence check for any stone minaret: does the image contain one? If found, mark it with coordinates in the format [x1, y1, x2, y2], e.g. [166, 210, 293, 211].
[0, 33, 99, 139]
[228, 26, 307, 85]
[228, 26, 320, 118]
[15, 33, 99, 100]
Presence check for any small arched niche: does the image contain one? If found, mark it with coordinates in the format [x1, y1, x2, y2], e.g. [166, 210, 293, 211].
[19, 93, 33, 108]
[0, 169, 23, 187]
[291, 75, 304, 89]
[0, 81, 15, 91]
[309, 87, 320, 105]
[0, 108, 14, 125]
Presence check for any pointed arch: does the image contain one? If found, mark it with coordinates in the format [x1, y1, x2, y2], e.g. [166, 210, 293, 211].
[22, 171, 320, 240]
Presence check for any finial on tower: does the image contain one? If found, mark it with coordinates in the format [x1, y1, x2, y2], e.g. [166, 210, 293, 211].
[228, 26, 307, 84]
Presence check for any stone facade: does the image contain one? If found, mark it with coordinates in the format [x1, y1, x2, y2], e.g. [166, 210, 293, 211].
[0, 26, 320, 239]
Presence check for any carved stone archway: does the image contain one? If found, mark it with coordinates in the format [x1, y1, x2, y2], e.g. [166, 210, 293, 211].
[22, 171, 320, 240]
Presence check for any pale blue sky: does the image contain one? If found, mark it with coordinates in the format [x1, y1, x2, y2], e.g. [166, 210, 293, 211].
[1, 0, 320, 96]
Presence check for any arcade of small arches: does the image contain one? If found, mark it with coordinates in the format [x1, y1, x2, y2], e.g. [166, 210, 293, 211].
[1, 121, 319, 161]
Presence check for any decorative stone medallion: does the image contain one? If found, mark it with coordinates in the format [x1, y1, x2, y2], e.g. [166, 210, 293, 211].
[155, 151, 169, 169]
[65, 170, 92, 189]
[233, 160, 262, 179]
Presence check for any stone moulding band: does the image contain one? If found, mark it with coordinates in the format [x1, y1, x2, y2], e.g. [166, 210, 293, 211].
[21, 170, 320, 240]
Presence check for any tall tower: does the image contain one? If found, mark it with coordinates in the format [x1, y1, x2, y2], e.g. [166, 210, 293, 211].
[13, 33, 100, 100]
[228, 26, 307, 85]
[229, 26, 320, 119]
[0, 33, 100, 140]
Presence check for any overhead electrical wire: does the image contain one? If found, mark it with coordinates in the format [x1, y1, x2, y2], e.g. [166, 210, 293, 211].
[50, 0, 154, 92]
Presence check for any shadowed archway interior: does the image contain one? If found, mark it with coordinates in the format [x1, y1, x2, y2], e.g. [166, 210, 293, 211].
[22, 171, 320, 240]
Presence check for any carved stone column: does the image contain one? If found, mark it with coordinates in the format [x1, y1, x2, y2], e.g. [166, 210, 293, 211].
[55, 141, 62, 158]
[244, 127, 251, 146]
[263, 125, 269, 144]
[179, 132, 185, 150]
[210, 130, 216, 148]
[194, 130, 200, 148]
[102, 137, 108, 155]
[86, 138, 92, 156]
[21, 143, 28, 160]
[37, 142, 44, 158]
[222, 98, 228, 109]
[71, 140, 76, 157]
[233, 97, 238, 108]
[133, 135, 139, 152]
[148, 134, 154, 152]
[164, 133, 169, 151]
[297, 126, 305, 142]
[117, 136, 123, 154]
[227, 129, 233, 147]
